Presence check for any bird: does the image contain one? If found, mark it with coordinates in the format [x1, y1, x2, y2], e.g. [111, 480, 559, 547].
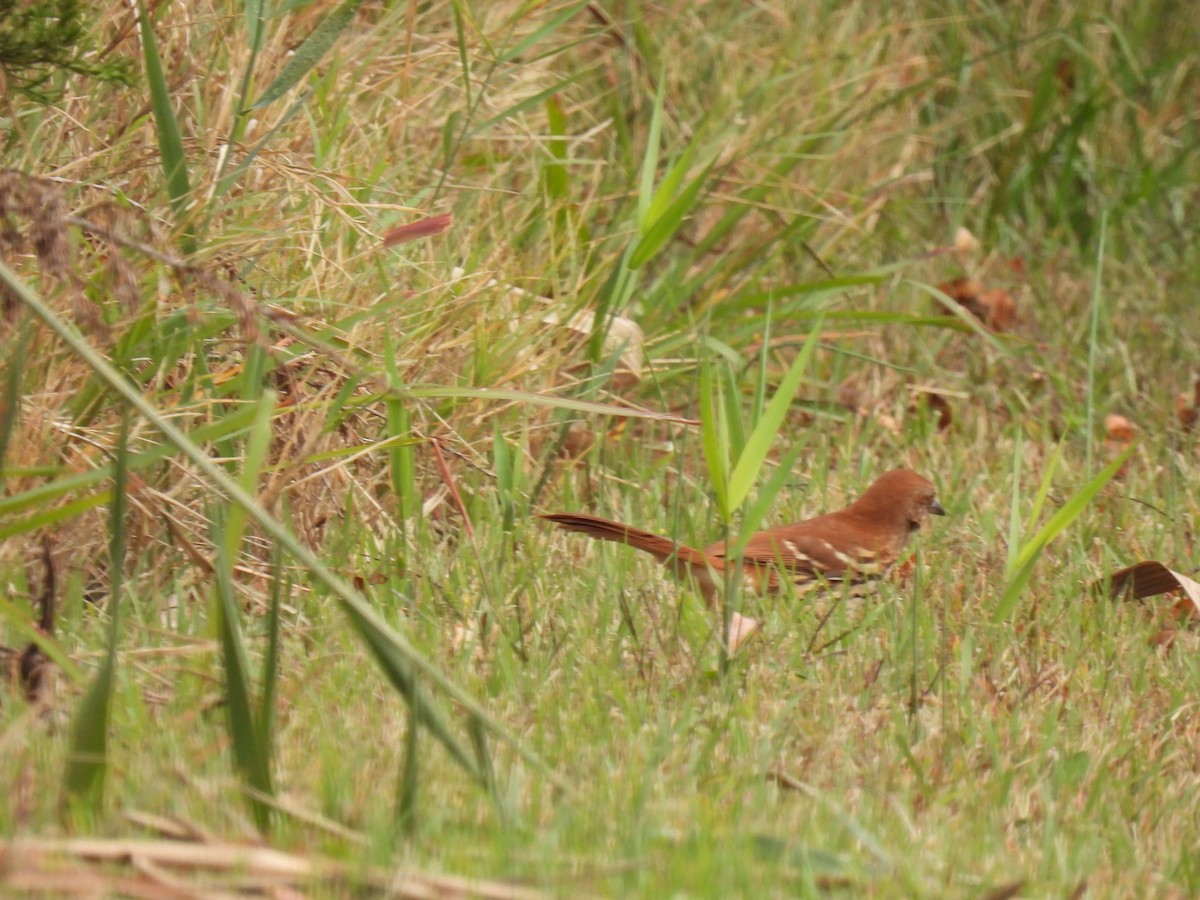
[539, 468, 945, 603]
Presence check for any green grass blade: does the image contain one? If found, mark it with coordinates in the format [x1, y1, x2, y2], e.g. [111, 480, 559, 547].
[0, 595, 82, 681]
[637, 73, 666, 227]
[1005, 433, 1024, 576]
[1084, 211, 1108, 474]
[137, 0, 193, 251]
[406, 385, 698, 424]
[730, 271, 896, 311]
[215, 90, 311, 201]
[251, 0, 364, 109]
[224, 390, 276, 562]
[730, 439, 808, 558]
[259, 548, 284, 782]
[338, 600, 484, 784]
[450, 0, 473, 108]
[1021, 441, 1063, 547]
[699, 358, 731, 521]
[727, 318, 822, 511]
[63, 411, 130, 810]
[0, 404, 260, 519]
[0, 319, 30, 494]
[213, 534, 273, 832]
[495, 0, 590, 63]
[992, 443, 1135, 623]
[384, 333, 416, 523]
[469, 70, 588, 134]
[628, 157, 713, 271]
[396, 682, 421, 832]
[543, 94, 568, 193]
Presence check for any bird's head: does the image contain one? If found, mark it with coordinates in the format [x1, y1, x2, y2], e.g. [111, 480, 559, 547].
[850, 468, 946, 532]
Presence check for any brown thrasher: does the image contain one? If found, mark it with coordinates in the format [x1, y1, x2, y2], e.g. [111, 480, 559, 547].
[539, 468, 945, 602]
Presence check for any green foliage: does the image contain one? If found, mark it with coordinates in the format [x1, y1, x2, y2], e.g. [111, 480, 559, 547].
[0, 0, 130, 101]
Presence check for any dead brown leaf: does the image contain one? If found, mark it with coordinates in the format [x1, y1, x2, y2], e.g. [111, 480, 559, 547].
[935, 277, 1018, 332]
[1175, 374, 1200, 431]
[381, 212, 453, 247]
[1100, 560, 1200, 619]
[1105, 414, 1136, 443]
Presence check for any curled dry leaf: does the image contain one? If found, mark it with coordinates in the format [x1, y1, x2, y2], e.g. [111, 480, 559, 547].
[936, 277, 1018, 332]
[1104, 413, 1137, 476]
[836, 374, 866, 414]
[925, 393, 952, 431]
[1101, 560, 1200, 619]
[909, 389, 953, 432]
[726, 612, 759, 654]
[381, 212, 452, 247]
[448, 267, 645, 390]
[954, 226, 980, 255]
[1175, 374, 1200, 431]
[1104, 414, 1136, 443]
[976, 288, 1017, 331]
[546, 306, 645, 392]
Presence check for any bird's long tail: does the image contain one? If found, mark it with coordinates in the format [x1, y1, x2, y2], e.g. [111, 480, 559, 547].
[538, 512, 721, 591]
[537, 512, 693, 559]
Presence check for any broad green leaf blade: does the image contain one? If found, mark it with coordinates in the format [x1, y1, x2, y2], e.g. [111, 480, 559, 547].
[213, 538, 273, 832]
[137, 0, 193, 250]
[730, 439, 809, 558]
[992, 443, 1135, 623]
[0, 319, 30, 494]
[643, 145, 694, 228]
[637, 74, 666, 227]
[63, 411, 130, 808]
[495, 0, 590, 63]
[251, 0, 364, 109]
[224, 391, 276, 563]
[727, 319, 822, 511]
[628, 160, 713, 271]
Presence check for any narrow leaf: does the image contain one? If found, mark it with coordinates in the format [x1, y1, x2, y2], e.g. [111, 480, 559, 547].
[137, 0, 193, 250]
[727, 319, 822, 510]
[251, 0, 365, 109]
[992, 444, 1135, 623]
[63, 411, 130, 808]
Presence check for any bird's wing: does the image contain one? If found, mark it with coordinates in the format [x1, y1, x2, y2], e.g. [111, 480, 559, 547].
[706, 517, 886, 582]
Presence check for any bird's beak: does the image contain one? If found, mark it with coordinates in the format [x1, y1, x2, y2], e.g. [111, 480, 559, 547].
[930, 498, 946, 516]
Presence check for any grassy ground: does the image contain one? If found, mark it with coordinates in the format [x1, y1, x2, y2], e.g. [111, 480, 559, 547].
[2, 0, 1199, 896]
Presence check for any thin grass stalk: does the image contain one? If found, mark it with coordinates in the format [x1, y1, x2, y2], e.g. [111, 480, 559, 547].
[1085, 211, 1108, 474]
